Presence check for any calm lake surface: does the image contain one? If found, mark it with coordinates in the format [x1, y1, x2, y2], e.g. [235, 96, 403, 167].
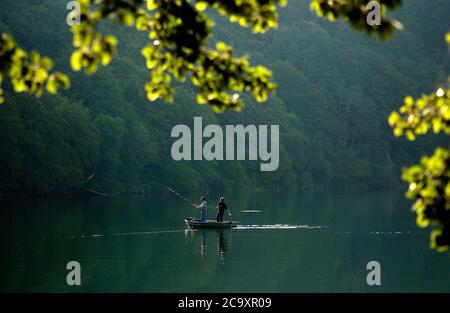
[1, 191, 449, 292]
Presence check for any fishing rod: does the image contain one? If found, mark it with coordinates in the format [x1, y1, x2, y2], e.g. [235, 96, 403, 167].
[151, 180, 193, 205]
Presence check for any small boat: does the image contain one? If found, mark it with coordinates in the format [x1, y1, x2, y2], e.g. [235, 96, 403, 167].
[185, 217, 238, 229]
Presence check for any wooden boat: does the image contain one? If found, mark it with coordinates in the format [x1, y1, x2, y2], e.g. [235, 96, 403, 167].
[185, 217, 238, 229]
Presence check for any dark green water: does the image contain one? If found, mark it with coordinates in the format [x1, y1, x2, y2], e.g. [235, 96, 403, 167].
[1, 191, 449, 292]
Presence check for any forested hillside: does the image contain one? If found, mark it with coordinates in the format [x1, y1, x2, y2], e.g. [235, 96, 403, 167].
[0, 0, 448, 195]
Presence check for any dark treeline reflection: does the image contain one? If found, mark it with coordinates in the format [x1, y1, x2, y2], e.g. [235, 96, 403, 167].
[1, 191, 449, 292]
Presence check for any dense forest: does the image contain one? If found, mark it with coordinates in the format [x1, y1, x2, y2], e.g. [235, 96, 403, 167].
[0, 0, 449, 196]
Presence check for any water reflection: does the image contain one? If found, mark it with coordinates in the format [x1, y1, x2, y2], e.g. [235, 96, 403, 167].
[200, 229, 207, 258]
[217, 230, 228, 262]
[2, 192, 450, 292]
[185, 229, 232, 261]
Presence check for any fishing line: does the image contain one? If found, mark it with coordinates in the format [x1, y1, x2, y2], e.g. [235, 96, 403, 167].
[80, 173, 194, 204]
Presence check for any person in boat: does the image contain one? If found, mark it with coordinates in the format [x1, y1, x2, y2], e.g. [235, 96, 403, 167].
[193, 196, 207, 222]
[216, 196, 228, 222]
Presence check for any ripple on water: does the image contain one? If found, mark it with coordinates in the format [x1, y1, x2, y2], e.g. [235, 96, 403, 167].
[236, 224, 326, 230]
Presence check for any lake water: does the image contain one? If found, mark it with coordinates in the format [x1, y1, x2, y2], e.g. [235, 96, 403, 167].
[1, 191, 449, 292]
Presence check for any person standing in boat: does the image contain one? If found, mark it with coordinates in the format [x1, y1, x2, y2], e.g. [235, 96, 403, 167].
[193, 196, 207, 222]
[216, 196, 228, 222]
